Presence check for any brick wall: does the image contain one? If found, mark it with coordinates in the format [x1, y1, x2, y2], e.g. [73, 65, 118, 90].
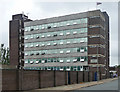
[2, 69, 103, 91]
[55, 71, 66, 86]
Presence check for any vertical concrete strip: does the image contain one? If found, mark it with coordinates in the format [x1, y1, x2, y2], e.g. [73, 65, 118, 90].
[0, 64, 2, 91]
[118, 1, 120, 92]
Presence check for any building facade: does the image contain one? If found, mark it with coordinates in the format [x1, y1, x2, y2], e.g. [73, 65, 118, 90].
[9, 10, 109, 77]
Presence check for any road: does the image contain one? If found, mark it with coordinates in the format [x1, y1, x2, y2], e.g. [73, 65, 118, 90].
[72, 79, 118, 91]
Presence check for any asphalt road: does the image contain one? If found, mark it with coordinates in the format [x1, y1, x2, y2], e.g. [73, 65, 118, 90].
[72, 79, 118, 91]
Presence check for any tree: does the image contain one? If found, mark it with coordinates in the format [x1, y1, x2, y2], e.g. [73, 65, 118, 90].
[0, 44, 9, 65]
[117, 65, 120, 68]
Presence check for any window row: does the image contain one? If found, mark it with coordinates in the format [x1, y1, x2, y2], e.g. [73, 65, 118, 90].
[24, 56, 88, 64]
[24, 28, 87, 40]
[24, 18, 88, 32]
[24, 38, 88, 48]
[24, 47, 87, 56]
[24, 66, 84, 71]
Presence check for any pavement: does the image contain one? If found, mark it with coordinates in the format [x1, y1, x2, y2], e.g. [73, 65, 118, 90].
[24, 77, 118, 92]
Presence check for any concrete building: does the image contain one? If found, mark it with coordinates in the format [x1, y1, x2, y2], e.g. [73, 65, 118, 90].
[9, 10, 109, 78]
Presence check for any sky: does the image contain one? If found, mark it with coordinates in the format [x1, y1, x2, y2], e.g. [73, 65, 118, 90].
[0, 0, 119, 66]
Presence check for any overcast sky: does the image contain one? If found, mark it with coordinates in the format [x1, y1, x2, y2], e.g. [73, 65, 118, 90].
[0, 0, 118, 66]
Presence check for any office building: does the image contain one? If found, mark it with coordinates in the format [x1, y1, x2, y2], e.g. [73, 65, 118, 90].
[9, 10, 109, 77]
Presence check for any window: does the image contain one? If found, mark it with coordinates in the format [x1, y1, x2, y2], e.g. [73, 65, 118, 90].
[47, 43, 51, 46]
[47, 34, 51, 37]
[60, 67, 64, 71]
[73, 22, 77, 25]
[30, 44, 34, 47]
[66, 32, 70, 35]
[36, 52, 39, 55]
[60, 59, 64, 63]
[35, 61, 39, 64]
[66, 50, 70, 53]
[66, 67, 71, 71]
[73, 41, 77, 44]
[53, 34, 57, 37]
[30, 36, 33, 39]
[80, 40, 84, 43]
[59, 33, 64, 36]
[36, 44, 39, 47]
[25, 61, 28, 64]
[60, 42, 63, 45]
[80, 48, 84, 53]
[73, 31, 77, 34]
[60, 51, 64, 54]
[25, 53, 28, 56]
[80, 57, 84, 62]
[25, 37, 28, 40]
[67, 59, 70, 63]
[66, 23, 70, 25]
[41, 60, 45, 63]
[30, 53, 34, 56]
[41, 44, 45, 47]
[36, 36, 39, 39]
[73, 59, 77, 62]
[41, 35, 45, 38]
[25, 45, 28, 48]
[53, 43, 57, 46]
[30, 61, 34, 64]
[66, 41, 70, 44]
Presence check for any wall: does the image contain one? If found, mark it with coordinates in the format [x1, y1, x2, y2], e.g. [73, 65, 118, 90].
[2, 69, 102, 91]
